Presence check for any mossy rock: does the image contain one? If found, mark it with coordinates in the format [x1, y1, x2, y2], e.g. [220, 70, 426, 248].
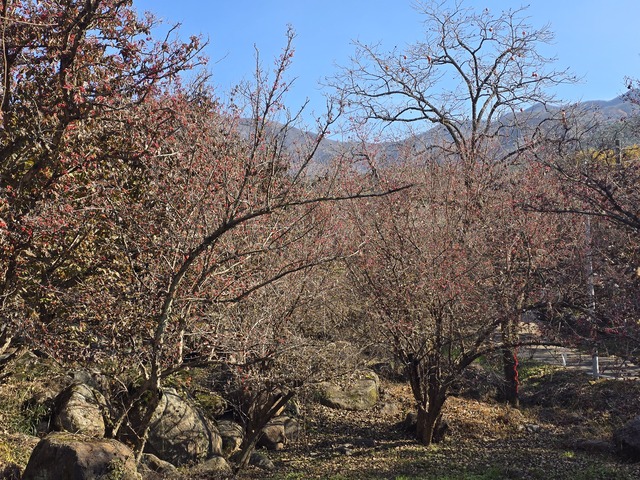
[144, 388, 222, 465]
[53, 383, 106, 437]
[193, 391, 227, 418]
[316, 371, 380, 411]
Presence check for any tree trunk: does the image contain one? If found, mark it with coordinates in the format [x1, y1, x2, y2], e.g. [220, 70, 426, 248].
[500, 319, 519, 407]
[415, 393, 446, 447]
[416, 406, 436, 446]
[111, 375, 161, 463]
[502, 345, 519, 407]
[132, 387, 161, 463]
[232, 389, 295, 472]
[233, 428, 262, 472]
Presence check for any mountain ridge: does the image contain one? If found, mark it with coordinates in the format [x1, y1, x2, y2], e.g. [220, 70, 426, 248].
[239, 93, 640, 169]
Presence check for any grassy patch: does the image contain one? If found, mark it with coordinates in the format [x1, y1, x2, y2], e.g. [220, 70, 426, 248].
[16, 396, 51, 436]
[517, 361, 560, 382]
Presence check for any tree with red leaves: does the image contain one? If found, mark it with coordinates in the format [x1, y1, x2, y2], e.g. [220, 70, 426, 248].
[0, 7, 404, 462]
[0, 0, 204, 359]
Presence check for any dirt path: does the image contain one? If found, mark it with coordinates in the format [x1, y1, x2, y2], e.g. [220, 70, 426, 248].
[521, 343, 640, 380]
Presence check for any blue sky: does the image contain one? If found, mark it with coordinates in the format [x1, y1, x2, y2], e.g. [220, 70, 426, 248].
[133, 0, 640, 128]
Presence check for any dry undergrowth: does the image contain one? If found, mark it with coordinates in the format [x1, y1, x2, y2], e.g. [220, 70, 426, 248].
[0, 352, 66, 471]
[235, 367, 640, 480]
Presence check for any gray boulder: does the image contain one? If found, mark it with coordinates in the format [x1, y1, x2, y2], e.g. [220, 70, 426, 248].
[379, 402, 401, 417]
[193, 391, 227, 418]
[402, 411, 418, 431]
[258, 416, 301, 450]
[317, 371, 380, 411]
[145, 388, 222, 466]
[216, 419, 244, 456]
[180, 455, 232, 479]
[249, 452, 275, 471]
[614, 415, 640, 461]
[52, 383, 105, 437]
[139, 453, 176, 476]
[21, 432, 141, 480]
[198, 456, 233, 476]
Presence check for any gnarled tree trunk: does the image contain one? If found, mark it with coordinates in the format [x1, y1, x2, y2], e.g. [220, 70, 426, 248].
[415, 392, 447, 447]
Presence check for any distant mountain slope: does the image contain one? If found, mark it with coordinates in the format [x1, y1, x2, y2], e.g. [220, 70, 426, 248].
[575, 95, 637, 119]
[238, 94, 640, 168]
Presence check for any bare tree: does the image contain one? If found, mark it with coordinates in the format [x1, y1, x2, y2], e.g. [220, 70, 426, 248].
[532, 137, 640, 234]
[336, 1, 574, 163]
[0, 0, 204, 361]
[335, 0, 576, 413]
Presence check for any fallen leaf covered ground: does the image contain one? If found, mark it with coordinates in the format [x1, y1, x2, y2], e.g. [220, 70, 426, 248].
[233, 366, 640, 480]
